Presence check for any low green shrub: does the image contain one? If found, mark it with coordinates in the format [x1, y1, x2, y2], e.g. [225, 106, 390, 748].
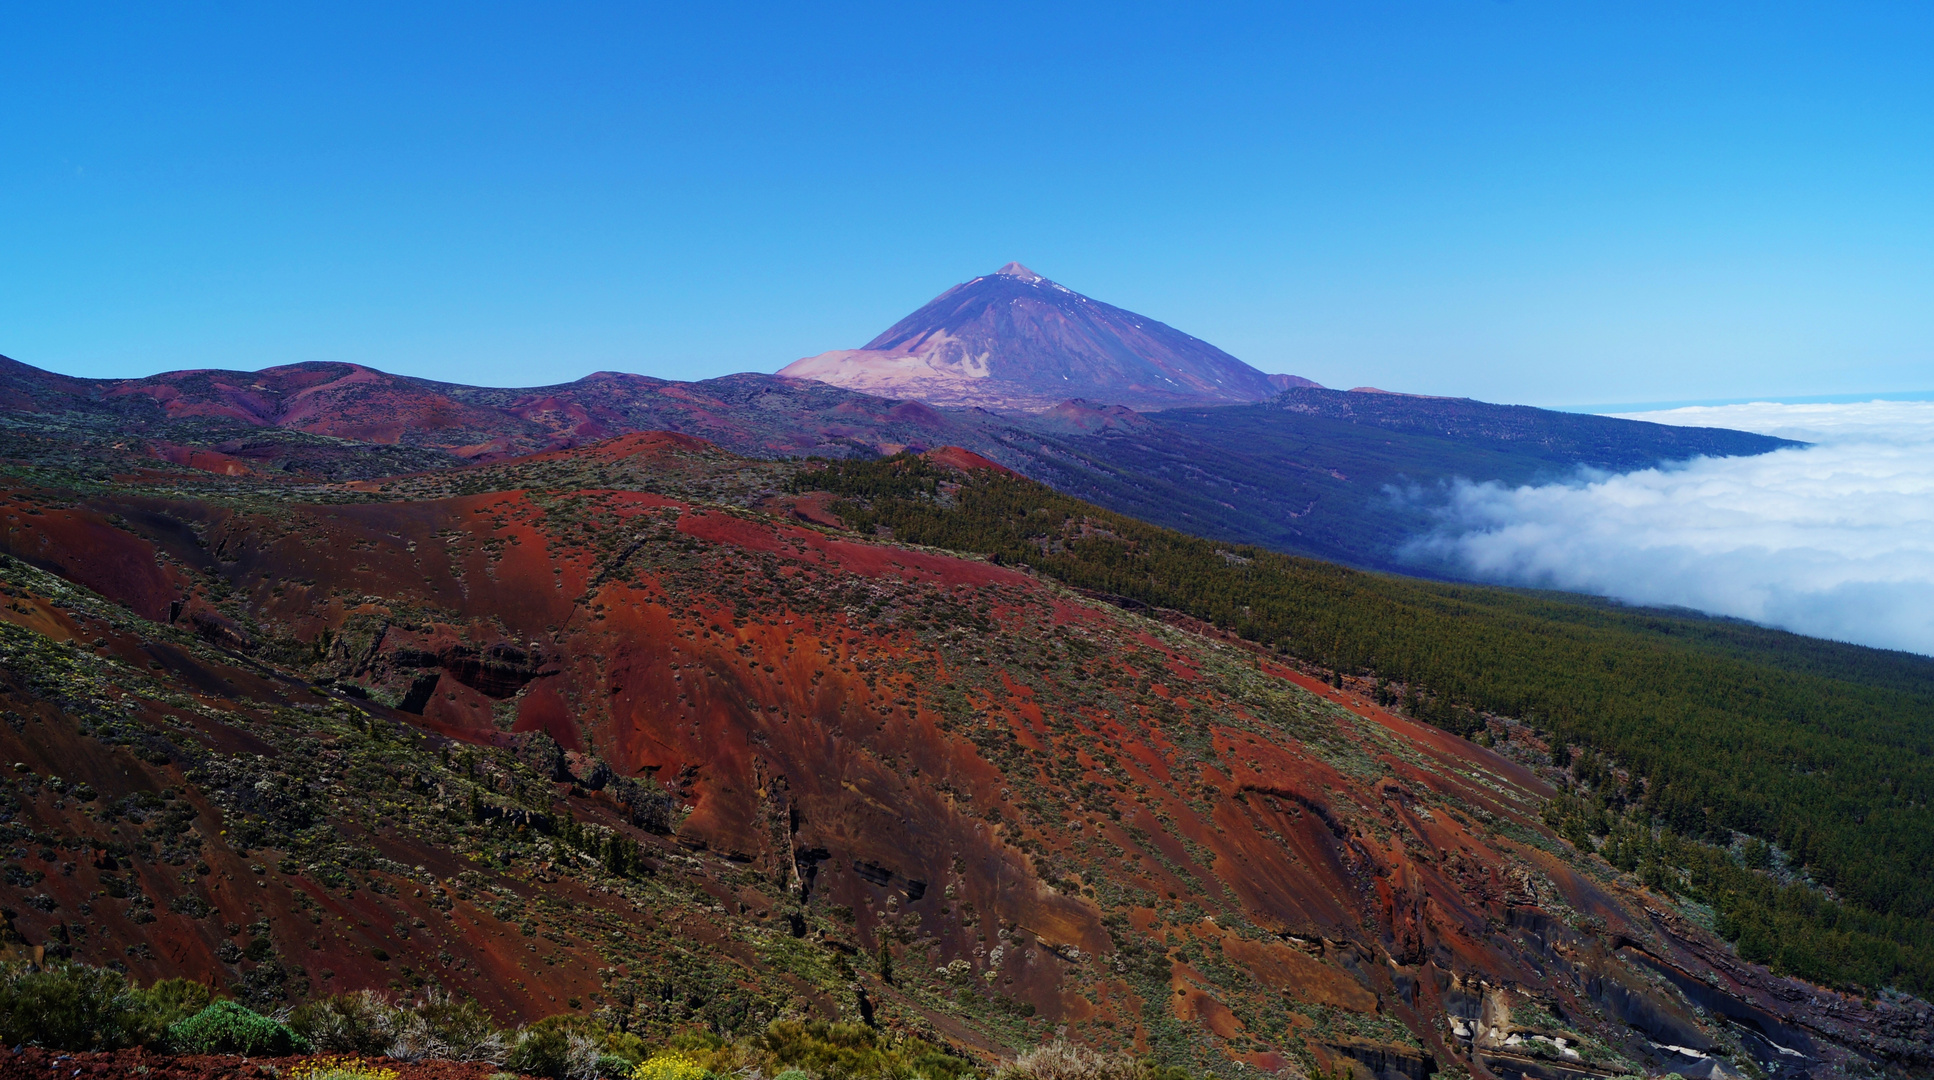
[290, 988, 505, 1062]
[758, 1019, 969, 1080]
[0, 962, 226, 1051]
[167, 1000, 308, 1055]
[291, 990, 396, 1056]
[994, 1041, 1140, 1080]
[504, 1025, 579, 1079]
[504, 1013, 644, 1077]
[915, 1052, 975, 1080]
[666, 1030, 726, 1053]
[401, 991, 503, 1062]
[133, 978, 216, 1040]
[0, 961, 143, 1050]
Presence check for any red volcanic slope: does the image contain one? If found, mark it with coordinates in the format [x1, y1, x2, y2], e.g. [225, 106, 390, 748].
[922, 445, 1017, 476]
[489, 429, 721, 466]
[1029, 399, 1155, 435]
[0, 438, 1915, 1077]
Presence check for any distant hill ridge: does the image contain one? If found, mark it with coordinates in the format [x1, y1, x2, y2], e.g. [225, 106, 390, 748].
[780, 263, 1319, 411]
[0, 351, 1795, 572]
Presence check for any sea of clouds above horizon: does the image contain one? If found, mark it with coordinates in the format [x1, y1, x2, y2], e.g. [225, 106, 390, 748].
[1403, 400, 1934, 656]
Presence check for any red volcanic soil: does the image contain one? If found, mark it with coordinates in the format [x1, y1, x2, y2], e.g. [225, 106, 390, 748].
[1030, 400, 1152, 435]
[0, 437, 1916, 1074]
[0, 486, 192, 623]
[755, 490, 844, 528]
[150, 444, 258, 476]
[922, 446, 1016, 476]
[0, 617, 613, 1023]
[496, 429, 720, 466]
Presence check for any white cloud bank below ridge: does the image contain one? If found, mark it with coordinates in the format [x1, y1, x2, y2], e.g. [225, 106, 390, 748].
[1403, 400, 1934, 656]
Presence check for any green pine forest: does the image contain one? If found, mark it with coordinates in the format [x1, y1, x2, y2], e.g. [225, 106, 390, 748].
[792, 455, 1934, 996]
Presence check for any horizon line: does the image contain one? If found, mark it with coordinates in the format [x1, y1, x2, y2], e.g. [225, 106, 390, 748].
[1555, 389, 1934, 414]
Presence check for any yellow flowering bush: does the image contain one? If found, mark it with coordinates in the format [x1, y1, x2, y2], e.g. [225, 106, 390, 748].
[630, 1049, 712, 1080]
[287, 1055, 401, 1080]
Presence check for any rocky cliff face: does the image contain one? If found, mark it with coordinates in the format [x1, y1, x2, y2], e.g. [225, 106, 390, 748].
[0, 433, 1922, 1078]
[781, 264, 1316, 412]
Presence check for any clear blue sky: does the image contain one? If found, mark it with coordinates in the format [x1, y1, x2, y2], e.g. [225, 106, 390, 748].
[4, 3, 1931, 406]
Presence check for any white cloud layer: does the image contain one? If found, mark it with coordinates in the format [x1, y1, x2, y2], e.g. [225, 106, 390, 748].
[1404, 400, 1934, 656]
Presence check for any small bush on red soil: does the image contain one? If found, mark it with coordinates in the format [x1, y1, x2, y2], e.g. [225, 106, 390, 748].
[167, 999, 308, 1056]
[292, 990, 397, 1056]
[137, 978, 218, 1036]
[0, 960, 145, 1050]
[524, 1013, 646, 1063]
[0, 961, 216, 1051]
[497, 1015, 656, 1079]
[502, 1025, 579, 1079]
[291, 989, 506, 1063]
[401, 992, 504, 1063]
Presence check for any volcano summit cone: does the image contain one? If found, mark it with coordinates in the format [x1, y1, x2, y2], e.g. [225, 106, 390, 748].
[780, 264, 1317, 411]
